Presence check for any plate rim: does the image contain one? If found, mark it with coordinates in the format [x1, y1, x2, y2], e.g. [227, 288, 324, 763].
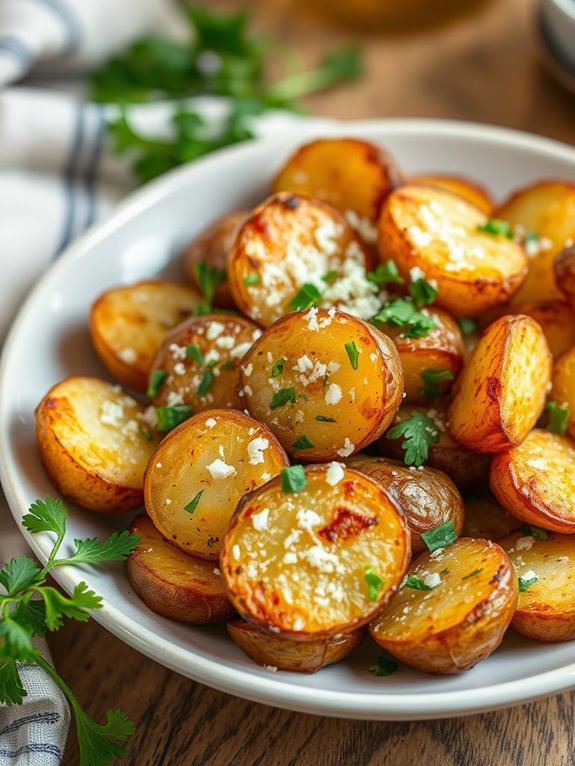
[3, 117, 575, 720]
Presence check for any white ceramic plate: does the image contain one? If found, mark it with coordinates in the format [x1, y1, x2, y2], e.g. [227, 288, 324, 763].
[3, 119, 575, 721]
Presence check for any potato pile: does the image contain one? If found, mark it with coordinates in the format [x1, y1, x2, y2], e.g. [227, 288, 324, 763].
[35, 137, 575, 676]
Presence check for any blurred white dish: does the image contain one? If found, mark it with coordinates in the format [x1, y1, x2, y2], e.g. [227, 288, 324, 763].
[541, 0, 575, 73]
[2, 120, 575, 720]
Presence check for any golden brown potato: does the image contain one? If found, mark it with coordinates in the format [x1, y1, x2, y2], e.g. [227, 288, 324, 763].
[90, 280, 200, 391]
[183, 210, 248, 308]
[148, 314, 261, 412]
[498, 181, 575, 305]
[127, 514, 235, 623]
[347, 455, 464, 553]
[500, 530, 575, 642]
[383, 306, 464, 402]
[379, 402, 491, 489]
[273, 137, 402, 223]
[409, 174, 493, 215]
[377, 185, 528, 317]
[227, 619, 366, 673]
[514, 301, 575, 359]
[144, 409, 288, 560]
[370, 538, 518, 673]
[228, 192, 379, 328]
[221, 465, 410, 640]
[552, 345, 575, 440]
[461, 493, 520, 541]
[35, 376, 161, 513]
[490, 429, 575, 534]
[448, 315, 552, 452]
[239, 308, 404, 461]
[554, 245, 575, 312]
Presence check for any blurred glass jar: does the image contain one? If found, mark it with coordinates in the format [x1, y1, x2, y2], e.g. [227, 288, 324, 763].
[298, 0, 490, 31]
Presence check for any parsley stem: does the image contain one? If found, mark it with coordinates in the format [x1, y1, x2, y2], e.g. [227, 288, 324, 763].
[43, 529, 66, 573]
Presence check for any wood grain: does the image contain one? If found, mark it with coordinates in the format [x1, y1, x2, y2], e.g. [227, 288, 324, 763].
[51, 0, 575, 762]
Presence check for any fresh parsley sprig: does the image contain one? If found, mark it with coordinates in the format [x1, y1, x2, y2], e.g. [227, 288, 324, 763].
[386, 411, 440, 467]
[0, 497, 139, 764]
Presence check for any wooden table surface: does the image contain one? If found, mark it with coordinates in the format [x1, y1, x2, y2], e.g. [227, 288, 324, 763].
[51, 0, 575, 763]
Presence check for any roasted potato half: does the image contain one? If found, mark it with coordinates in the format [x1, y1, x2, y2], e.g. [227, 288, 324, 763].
[148, 314, 261, 412]
[461, 493, 520, 541]
[370, 538, 518, 673]
[409, 174, 493, 215]
[240, 308, 404, 461]
[127, 514, 235, 623]
[347, 455, 464, 554]
[221, 465, 410, 640]
[383, 306, 464, 402]
[90, 280, 200, 391]
[554, 245, 575, 312]
[36, 376, 161, 513]
[377, 185, 527, 317]
[183, 210, 248, 308]
[448, 315, 552, 452]
[228, 192, 379, 328]
[273, 137, 402, 223]
[490, 429, 575, 534]
[551, 344, 575, 440]
[515, 301, 575, 359]
[227, 619, 366, 673]
[144, 409, 288, 560]
[500, 530, 575, 642]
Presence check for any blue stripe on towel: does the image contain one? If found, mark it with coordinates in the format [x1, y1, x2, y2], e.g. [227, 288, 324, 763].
[0, 743, 62, 759]
[34, 0, 80, 55]
[0, 37, 34, 68]
[0, 712, 60, 739]
[85, 104, 107, 228]
[54, 102, 85, 257]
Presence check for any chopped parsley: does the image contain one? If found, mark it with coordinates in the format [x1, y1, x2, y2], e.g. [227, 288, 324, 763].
[289, 283, 322, 311]
[409, 277, 438, 309]
[421, 520, 458, 552]
[186, 343, 204, 365]
[271, 358, 285, 377]
[243, 274, 260, 286]
[462, 568, 483, 580]
[197, 369, 215, 396]
[292, 434, 314, 450]
[369, 656, 398, 677]
[364, 566, 385, 601]
[372, 297, 437, 339]
[545, 401, 569, 436]
[518, 574, 538, 592]
[420, 368, 455, 399]
[316, 415, 337, 423]
[269, 387, 296, 410]
[206, 536, 218, 548]
[155, 405, 194, 431]
[281, 465, 307, 493]
[194, 262, 226, 314]
[524, 230, 539, 246]
[405, 575, 433, 591]
[322, 270, 338, 283]
[366, 260, 404, 286]
[386, 411, 440, 467]
[220, 359, 234, 370]
[344, 340, 360, 370]
[184, 491, 203, 514]
[477, 218, 514, 239]
[147, 369, 168, 399]
[457, 317, 477, 336]
[519, 523, 548, 541]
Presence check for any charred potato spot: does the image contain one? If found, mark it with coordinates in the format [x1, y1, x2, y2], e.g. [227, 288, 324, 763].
[221, 466, 410, 639]
[552, 345, 575, 441]
[516, 301, 575, 359]
[377, 186, 527, 317]
[239, 308, 404, 461]
[149, 313, 261, 412]
[409, 175, 494, 215]
[490, 429, 575, 534]
[144, 410, 288, 560]
[90, 280, 201, 391]
[461, 493, 520, 541]
[369, 538, 517, 673]
[448, 315, 552, 452]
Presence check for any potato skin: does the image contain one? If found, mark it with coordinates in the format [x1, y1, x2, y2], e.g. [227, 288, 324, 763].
[461, 493, 520, 541]
[370, 539, 518, 673]
[552, 344, 575, 441]
[227, 619, 366, 673]
[35, 376, 160, 513]
[447, 315, 552, 453]
[516, 301, 575, 359]
[183, 210, 248, 308]
[347, 455, 464, 553]
[273, 137, 402, 222]
[127, 515, 235, 624]
[90, 280, 200, 391]
[490, 429, 575, 534]
[409, 174, 494, 215]
[554, 245, 575, 312]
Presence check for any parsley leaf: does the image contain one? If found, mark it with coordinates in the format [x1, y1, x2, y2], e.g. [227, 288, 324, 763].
[386, 412, 440, 467]
[269, 388, 296, 410]
[194, 262, 226, 314]
[198, 369, 215, 396]
[421, 521, 457, 552]
[518, 574, 538, 592]
[366, 261, 404, 286]
[22, 497, 67, 539]
[364, 566, 385, 601]
[281, 465, 307, 493]
[74, 706, 135, 766]
[322, 270, 338, 283]
[63, 532, 140, 566]
[271, 358, 285, 377]
[0, 657, 27, 705]
[243, 275, 260, 286]
[185, 491, 203, 514]
[420, 368, 455, 399]
[344, 340, 360, 370]
[39, 583, 102, 631]
[289, 283, 322, 311]
[404, 575, 433, 591]
[292, 434, 314, 451]
[147, 369, 168, 399]
[519, 523, 548, 540]
[462, 568, 483, 580]
[155, 405, 194, 430]
[186, 343, 204, 365]
[0, 617, 36, 659]
[316, 415, 336, 422]
[369, 656, 398, 677]
[409, 277, 438, 309]
[477, 218, 514, 238]
[457, 317, 476, 336]
[0, 557, 43, 596]
[372, 298, 437, 339]
[545, 401, 569, 436]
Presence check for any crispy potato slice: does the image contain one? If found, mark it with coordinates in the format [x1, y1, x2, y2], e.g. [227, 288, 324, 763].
[461, 493, 520, 540]
[448, 315, 552, 452]
[410, 174, 493, 215]
[240, 308, 404, 461]
[379, 402, 491, 489]
[144, 409, 288, 560]
[383, 306, 463, 402]
[490, 429, 575, 533]
[552, 344, 575, 440]
[273, 138, 402, 223]
[183, 210, 248, 308]
[347, 455, 464, 553]
[515, 301, 575, 358]
[36, 376, 161, 513]
[500, 531, 575, 642]
[228, 192, 379, 328]
[554, 245, 575, 313]
[149, 314, 261, 412]
[221, 465, 410, 640]
[377, 186, 527, 317]
[90, 280, 200, 391]
[127, 514, 235, 623]
[370, 538, 517, 673]
[227, 619, 366, 673]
